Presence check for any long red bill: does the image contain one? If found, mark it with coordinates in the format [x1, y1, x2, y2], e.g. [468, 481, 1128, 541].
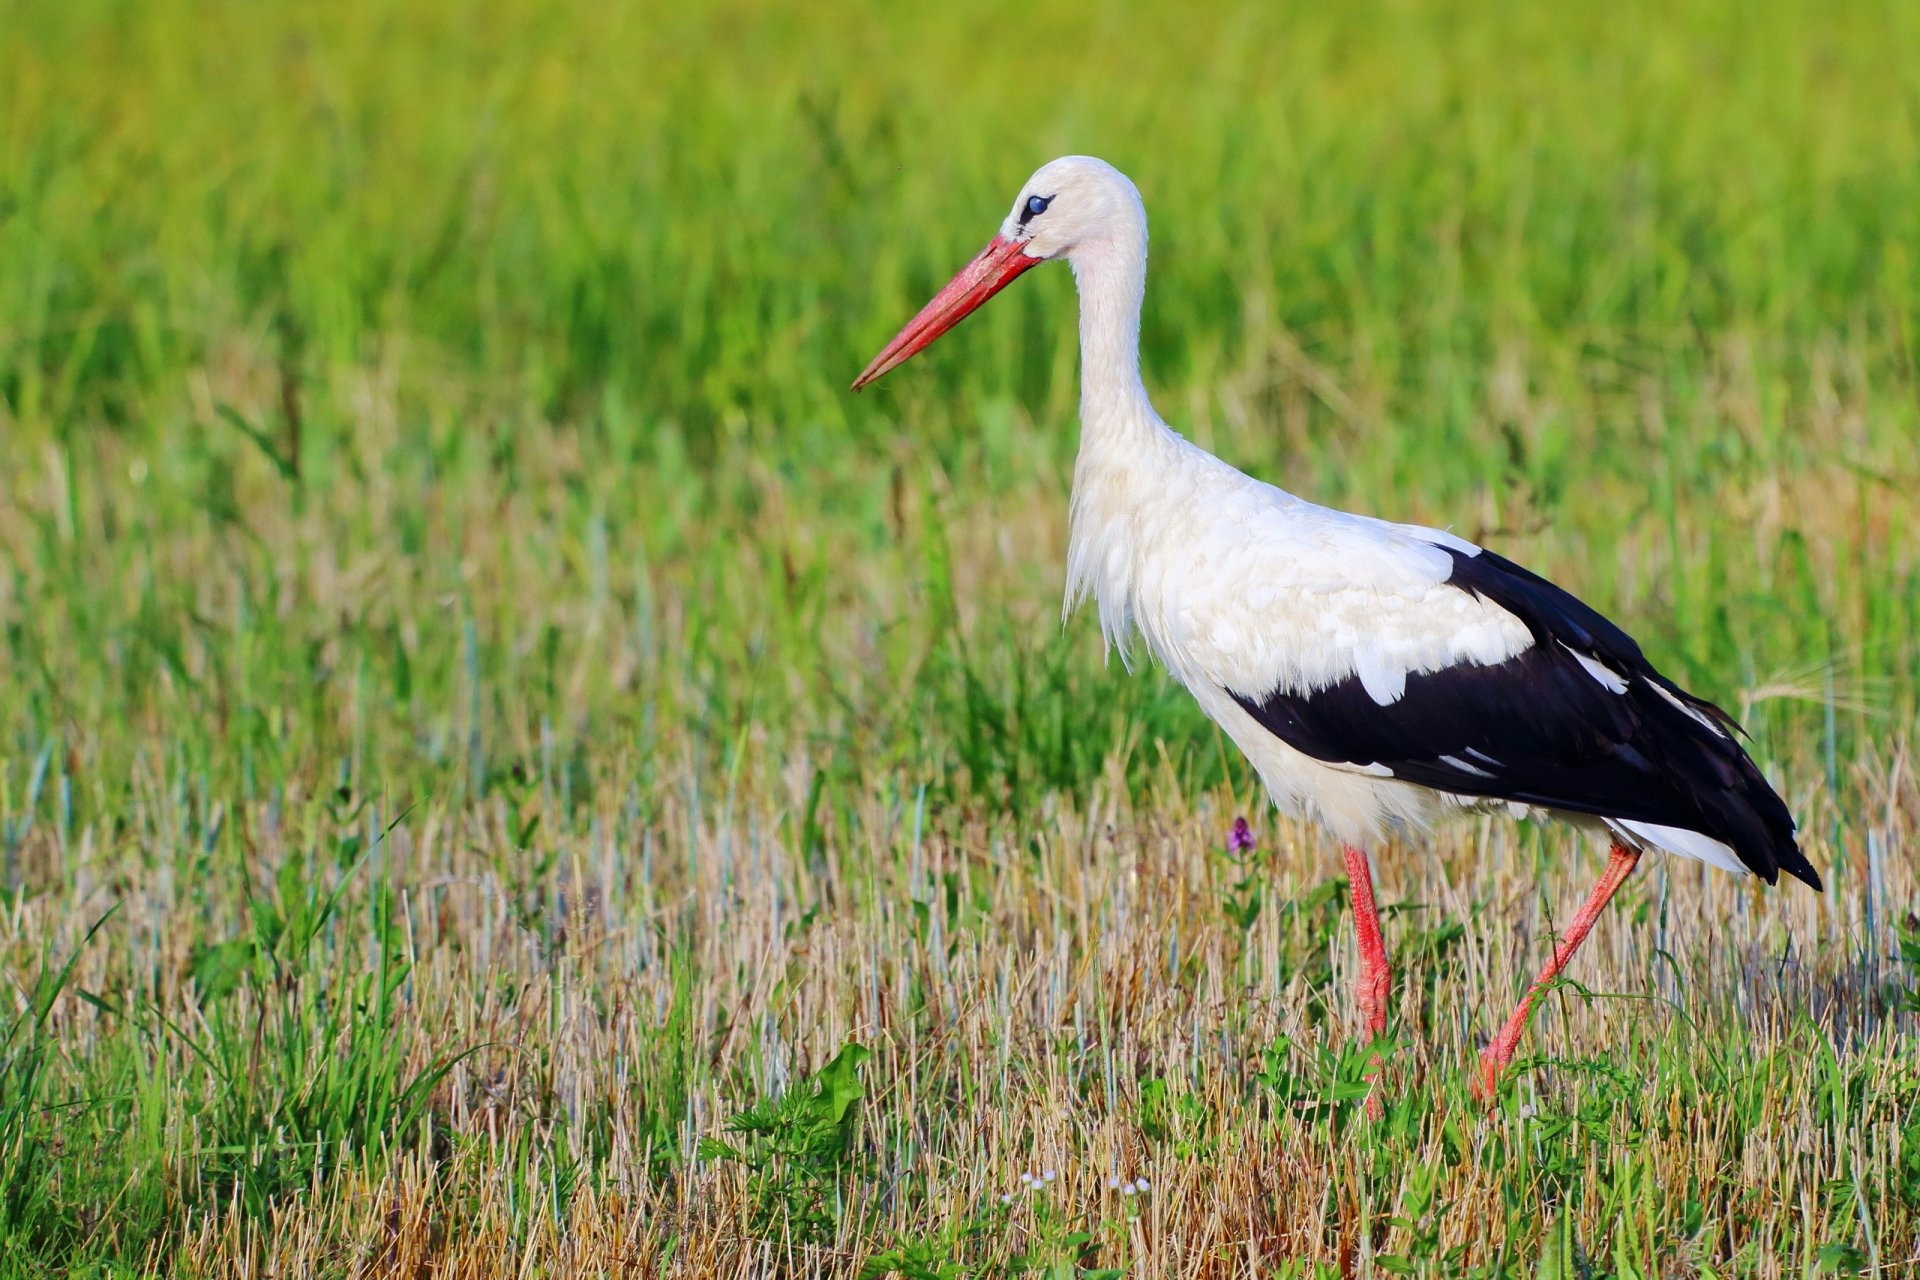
[851, 235, 1042, 390]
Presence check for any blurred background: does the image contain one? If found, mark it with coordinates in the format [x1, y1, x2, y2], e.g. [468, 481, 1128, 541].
[1, 0, 1917, 1271]
[4, 0, 1915, 787]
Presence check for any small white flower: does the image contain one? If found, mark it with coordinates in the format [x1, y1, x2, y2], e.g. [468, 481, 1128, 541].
[1019, 1170, 1036, 1185]
[999, 1193, 1012, 1205]
[1121, 1181, 1138, 1196]
[1106, 1175, 1121, 1190]
[1135, 1176, 1151, 1192]
[1041, 1168, 1057, 1183]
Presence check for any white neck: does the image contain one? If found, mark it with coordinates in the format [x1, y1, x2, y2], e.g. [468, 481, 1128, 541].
[1068, 227, 1162, 446]
[1062, 221, 1180, 648]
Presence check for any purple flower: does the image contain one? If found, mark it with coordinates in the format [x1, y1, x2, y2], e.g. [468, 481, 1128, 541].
[1229, 817, 1256, 855]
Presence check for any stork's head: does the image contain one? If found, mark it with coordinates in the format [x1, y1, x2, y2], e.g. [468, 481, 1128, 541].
[852, 156, 1144, 390]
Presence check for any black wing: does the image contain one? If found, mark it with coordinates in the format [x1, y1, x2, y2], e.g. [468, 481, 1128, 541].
[1230, 546, 1818, 888]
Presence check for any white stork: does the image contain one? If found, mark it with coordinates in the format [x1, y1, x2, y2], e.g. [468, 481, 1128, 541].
[852, 156, 1819, 1101]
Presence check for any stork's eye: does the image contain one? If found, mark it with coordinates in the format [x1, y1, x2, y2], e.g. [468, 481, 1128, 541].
[1019, 193, 1053, 226]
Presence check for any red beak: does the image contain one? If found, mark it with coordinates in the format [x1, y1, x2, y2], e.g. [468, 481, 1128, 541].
[851, 235, 1043, 390]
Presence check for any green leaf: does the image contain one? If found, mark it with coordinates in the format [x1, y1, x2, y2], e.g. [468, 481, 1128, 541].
[696, 1136, 743, 1163]
[215, 401, 298, 483]
[1814, 1243, 1870, 1276]
[188, 938, 258, 1001]
[1535, 1203, 1574, 1280]
[76, 989, 120, 1016]
[816, 1042, 871, 1126]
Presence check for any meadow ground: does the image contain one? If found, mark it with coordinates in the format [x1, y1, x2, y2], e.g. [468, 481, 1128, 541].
[2, 0, 1919, 1274]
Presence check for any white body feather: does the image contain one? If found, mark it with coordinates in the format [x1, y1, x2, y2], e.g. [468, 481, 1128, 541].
[1028, 156, 1746, 871]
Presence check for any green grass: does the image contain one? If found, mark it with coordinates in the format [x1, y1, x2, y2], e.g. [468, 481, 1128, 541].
[1, 0, 1918, 1274]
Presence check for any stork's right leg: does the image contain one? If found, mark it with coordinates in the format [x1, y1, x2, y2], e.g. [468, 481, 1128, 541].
[1343, 845, 1391, 1118]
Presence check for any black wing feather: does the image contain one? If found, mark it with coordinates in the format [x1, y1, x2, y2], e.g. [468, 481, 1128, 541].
[1230, 547, 1818, 889]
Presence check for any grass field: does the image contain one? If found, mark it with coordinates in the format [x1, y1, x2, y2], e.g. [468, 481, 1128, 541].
[3, 0, 1919, 1274]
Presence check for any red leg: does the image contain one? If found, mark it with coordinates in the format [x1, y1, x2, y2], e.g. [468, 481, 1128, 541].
[1475, 842, 1641, 1098]
[1343, 845, 1391, 1117]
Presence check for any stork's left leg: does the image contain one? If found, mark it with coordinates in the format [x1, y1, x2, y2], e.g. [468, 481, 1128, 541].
[1343, 845, 1391, 1117]
[1474, 842, 1641, 1098]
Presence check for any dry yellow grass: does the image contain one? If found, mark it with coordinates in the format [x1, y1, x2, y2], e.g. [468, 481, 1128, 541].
[94, 800, 1920, 1276]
